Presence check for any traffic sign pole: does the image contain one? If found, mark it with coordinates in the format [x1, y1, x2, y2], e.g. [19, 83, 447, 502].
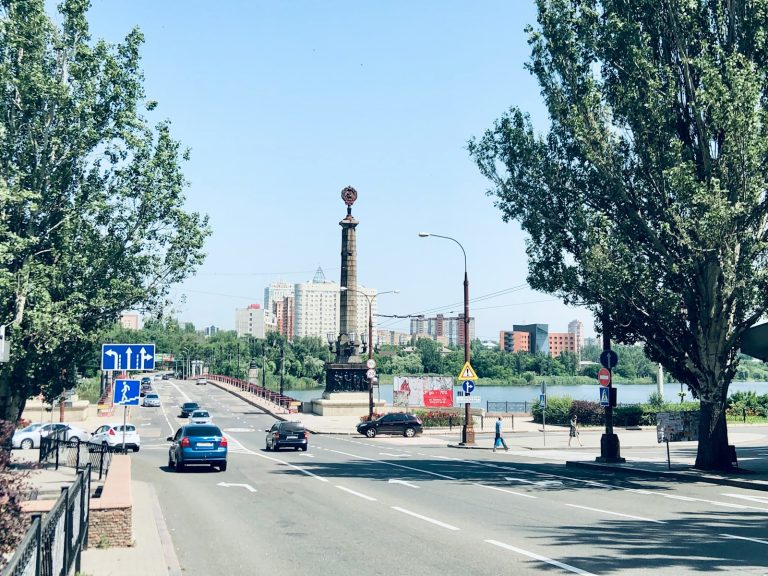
[596, 315, 625, 464]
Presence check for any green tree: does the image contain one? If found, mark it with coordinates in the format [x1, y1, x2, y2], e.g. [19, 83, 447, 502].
[469, 0, 768, 469]
[0, 1, 210, 422]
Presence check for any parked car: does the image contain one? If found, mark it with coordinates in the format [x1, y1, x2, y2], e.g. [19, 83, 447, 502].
[265, 421, 308, 451]
[196, 377, 207, 385]
[167, 424, 228, 471]
[180, 402, 200, 418]
[189, 410, 212, 424]
[13, 422, 90, 449]
[89, 423, 141, 452]
[142, 393, 161, 407]
[356, 413, 423, 438]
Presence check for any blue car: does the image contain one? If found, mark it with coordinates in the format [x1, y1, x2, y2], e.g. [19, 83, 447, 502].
[167, 424, 228, 472]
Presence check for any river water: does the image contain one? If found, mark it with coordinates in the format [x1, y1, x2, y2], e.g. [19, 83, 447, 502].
[287, 381, 768, 406]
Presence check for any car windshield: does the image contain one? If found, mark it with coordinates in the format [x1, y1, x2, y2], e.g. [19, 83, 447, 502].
[182, 403, 198, 409]
[192, 411, 209, 417]
[147, 394, 159, 399]
[185, 425, 220, 437]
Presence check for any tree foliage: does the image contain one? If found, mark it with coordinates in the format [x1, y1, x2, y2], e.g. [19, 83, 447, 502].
[0, 0, 210, 422]
[468, 0, 768, 470]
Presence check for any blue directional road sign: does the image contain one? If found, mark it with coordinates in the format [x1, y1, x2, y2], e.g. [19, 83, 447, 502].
[599, 386, 610, 407]
[600, 349, 619, 369]
[539, 393, 547, 408]
[101, 343, 155, 371]
[113, 379, 140, 406]
[462, 380, 475, 394]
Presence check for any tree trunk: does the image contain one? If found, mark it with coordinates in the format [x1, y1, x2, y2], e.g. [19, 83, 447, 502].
[695, 399, 732, 471]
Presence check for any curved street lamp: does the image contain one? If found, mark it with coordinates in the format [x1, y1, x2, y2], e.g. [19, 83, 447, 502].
[419, 231, 474, 445]
[340, 286, 400, 420]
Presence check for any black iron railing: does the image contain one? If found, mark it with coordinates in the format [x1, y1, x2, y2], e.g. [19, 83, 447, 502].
[1, 464, 91, 576]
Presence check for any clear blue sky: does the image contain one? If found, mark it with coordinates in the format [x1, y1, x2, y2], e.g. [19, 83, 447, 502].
[72, 0, 596, 340]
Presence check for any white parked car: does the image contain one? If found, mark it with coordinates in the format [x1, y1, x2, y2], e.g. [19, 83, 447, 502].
[189, 410, 212, 424]
[13, 423, 90, 449]
[89, 423, 141, 452]
[143, 393, 161, 407]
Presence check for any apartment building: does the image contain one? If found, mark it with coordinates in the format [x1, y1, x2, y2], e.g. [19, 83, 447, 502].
[235, 304, 276, 339]
[409, 313, 475, 347]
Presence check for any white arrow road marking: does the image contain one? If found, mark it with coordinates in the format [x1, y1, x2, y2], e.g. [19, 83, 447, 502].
[391, 507, 459, 531]
[485, 540, 596, 576]
[217, 482, 256, 493]
[566, 504, 666, 524]
[299, 453, 315, 458]
[336, 486, 376, 501]
[388, 479, 419, 489]
[474, 483, 536, 499]
[720, 533, 768, 546]
[379, 452, 408, 457]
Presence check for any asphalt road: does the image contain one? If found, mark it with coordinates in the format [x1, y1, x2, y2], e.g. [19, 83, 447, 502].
[129, 379, 768, 576]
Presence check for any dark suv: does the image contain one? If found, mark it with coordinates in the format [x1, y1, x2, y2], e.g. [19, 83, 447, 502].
[356, 413, 423, 438]
[266, 421, 308, 451]
[180, 402, 200, 418]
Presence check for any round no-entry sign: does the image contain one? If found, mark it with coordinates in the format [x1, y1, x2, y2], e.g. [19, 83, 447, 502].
[597, 368, 611, 386]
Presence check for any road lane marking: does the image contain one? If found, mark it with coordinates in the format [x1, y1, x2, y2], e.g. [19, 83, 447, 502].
[485, 540, 596, 575]
[566, 504, 666, 524]
[474, 483, 536, 499]
[391, 507, 459, 531]
[323, 448, 456, 480]
[721, 493, 768, 505]
[299, 453, 315, 457]
[225, 431, 328, 483]
[379, 452, 408, 457]
[336, 485, 377, 501]
[388, 479, 419, 489]
[720, 533, 768, 545]
[660, 494, 697, 502]
[217, 482, 256, 493]
[504, 477, 562, 487]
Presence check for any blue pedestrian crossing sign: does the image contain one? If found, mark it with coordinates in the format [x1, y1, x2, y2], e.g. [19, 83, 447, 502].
[101, 343, 155, 371]
[599, 386, 610, 407]
[113, 379, 140, 406]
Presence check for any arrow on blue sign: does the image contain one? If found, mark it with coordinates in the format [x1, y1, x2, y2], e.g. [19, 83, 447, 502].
[462, 380, 475, 394]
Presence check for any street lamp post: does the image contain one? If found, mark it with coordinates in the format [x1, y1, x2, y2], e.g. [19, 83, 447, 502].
[340, 286, 399, 420]
[419, 232, 474, 445]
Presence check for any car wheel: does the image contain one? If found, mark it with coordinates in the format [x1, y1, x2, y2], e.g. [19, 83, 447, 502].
[273, 443, 279, 451]
[20, 438, 33, 449]
[168, 455, 175, 469]
[294, 447, 300, 451]
[68, 437, 80, 448]
[133, 446, 140, 453]
[219, 462, 227, 472]
[365, 428, 376, 438]
[176, 461, 185, 472]
[301, 446, 307, 452]
[265, 442, 271, 451]
[404, 427, 416, 438]
[102, 441, 109, 453]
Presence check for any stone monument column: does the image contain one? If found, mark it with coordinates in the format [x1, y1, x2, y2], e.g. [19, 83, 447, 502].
[338, 188, 359, 361]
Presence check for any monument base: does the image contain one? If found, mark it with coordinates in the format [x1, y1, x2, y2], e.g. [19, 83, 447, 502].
[311, 392, 386, 416]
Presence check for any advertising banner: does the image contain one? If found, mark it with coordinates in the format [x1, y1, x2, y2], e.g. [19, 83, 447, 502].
[393, 376, 454, 408]
[656, 411, 700, 443]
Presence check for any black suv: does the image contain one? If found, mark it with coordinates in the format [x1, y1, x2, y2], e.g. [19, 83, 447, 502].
[266, 421, 308, 451]
[356, 413, 423, 438]
[180, 402, 200, 418]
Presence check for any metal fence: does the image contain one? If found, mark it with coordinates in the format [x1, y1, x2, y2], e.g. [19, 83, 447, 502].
[208, 374, 301, 412]
[487, 401, 534, 414]
[39, 432, 113, 481]
[1, 464, 91, 576]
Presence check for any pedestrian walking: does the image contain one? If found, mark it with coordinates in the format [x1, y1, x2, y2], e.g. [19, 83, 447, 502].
[493, 417, 509, 452]
[568, 415, 582, 447]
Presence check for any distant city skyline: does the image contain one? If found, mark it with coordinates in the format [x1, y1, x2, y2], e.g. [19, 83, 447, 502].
[76, 1, 598, 340]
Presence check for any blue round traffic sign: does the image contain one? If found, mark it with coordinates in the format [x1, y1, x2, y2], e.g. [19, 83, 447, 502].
[600, 349, 618, 369]
[462, 380, 475, 394]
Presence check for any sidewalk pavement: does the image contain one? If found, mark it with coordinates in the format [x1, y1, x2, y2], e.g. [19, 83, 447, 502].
[10, 378, 768, 575]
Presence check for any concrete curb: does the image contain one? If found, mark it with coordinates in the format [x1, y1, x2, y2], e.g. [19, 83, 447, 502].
[566, 460, 768, 492]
